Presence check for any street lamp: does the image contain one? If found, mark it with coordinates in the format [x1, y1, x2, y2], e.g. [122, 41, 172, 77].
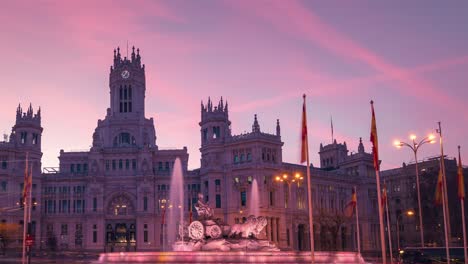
[161, 199, 167, 251]
[275, 173, 304, 209]
[397, 210, 414, 253]
[394, 134, 435, 248]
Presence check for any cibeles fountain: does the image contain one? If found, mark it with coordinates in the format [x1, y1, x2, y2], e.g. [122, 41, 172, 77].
[98, 158, 365, 263]
[171, 192, 278, 252]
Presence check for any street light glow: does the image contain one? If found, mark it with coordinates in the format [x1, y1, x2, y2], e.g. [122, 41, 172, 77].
[406, 210, 415, 216]
[410, 134, 417, 140]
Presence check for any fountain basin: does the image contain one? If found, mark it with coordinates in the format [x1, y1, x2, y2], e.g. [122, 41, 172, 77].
[97, 251, 366, 263]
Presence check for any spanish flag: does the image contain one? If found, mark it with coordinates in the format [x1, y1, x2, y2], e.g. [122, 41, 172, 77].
[458, 146, 465, 200]
[22, 153, 29, 203]
[300, 94, 308, 164]
[370, 101, 380, 171]
[435, 166, 444, 205]
[344, 188, 357, 218]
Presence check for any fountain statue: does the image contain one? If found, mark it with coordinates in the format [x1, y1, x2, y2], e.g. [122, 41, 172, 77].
[172, 192, 279, 252]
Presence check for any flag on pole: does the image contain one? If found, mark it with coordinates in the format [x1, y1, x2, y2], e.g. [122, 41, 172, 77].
[458, 147, 465, 200]
[344, 188, 357, 218]
[22, 153, 29, 203]
[301, 96, 308, 163]
[370, 101, 380, 171]
[435, 167, 444, 205]
[381, 183, 388, 208]
[330, 116, 334, 143]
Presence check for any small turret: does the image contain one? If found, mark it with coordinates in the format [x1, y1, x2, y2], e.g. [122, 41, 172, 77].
[276, 119, 281, 136]
[200, 97, 231, 146]
[252, 114, 261, 133]
[358, 137, 365, 153]
[12, 103, 43, 149]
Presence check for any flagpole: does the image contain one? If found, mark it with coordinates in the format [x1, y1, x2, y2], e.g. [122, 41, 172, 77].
[370, 101, 386, 264]
[354, 186, 360, 255]
[22, 152, 28, 264]
[437, 122, 450, 263]
[458, 146, 467, 264]
[384, 182, 393, 263]
[27, 164, 33, 264]
[302, 94, 315, 264]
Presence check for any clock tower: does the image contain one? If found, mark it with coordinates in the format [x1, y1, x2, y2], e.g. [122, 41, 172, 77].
[91, 46, 156, 149]
[109, 46, 146, 118]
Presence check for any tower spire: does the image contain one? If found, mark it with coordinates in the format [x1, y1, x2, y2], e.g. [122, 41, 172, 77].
[331, 115, 334, 144]
[252, 114, 260, 133]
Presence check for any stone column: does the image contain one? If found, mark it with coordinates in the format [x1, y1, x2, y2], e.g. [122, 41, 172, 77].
[276, 217, 280, 243]
[271, 217, 276, 242]
[266, 217, 271, 240]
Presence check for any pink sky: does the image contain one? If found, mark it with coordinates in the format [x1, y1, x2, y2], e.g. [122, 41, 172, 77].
[1, 0, 467, 170]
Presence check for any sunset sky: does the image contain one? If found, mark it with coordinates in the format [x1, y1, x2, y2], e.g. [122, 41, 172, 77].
[1, 0, 467, 170]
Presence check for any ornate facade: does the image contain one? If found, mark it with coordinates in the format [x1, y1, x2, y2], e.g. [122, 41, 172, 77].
[0, 47, 381, 253]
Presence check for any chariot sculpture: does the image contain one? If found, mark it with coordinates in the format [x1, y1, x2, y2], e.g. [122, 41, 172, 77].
[173, 193, 278, 251]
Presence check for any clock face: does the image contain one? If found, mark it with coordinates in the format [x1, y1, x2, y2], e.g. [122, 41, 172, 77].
[121, 70, 130, 79]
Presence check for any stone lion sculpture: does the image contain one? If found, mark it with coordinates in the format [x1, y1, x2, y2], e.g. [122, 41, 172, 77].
[229, 215, 268, 238]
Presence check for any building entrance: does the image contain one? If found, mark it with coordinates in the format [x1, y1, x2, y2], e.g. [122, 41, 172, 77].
[105, 221, 136, 252]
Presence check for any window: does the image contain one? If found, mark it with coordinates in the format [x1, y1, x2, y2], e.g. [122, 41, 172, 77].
[132, 159, 137, 170]
[158, 162, 163, 171]
[1, 160, 6, 169]
[213, 126, 220, 139]
[234, 155, 239, 163]
[32, 198, 36, 211]
[203, 128, 208, 142]
[83, 164, 88, 172]
[20, 132, 27, 144]
[70, 164, 75, 173]
[240, 191, 247, 206]
[143, 196, 148, 212]
[165, 162, 169, 171]
[216, 194, 221, 208]
[240, 154, 244, 162]
[1, 181, 6, 192]
[247, 153, 252, 161]
[93, 230, 97, 243]
[112, 160, 116, 170]
[125, 159, 130, 170]
[93, 197, 97, 212]
[270, 191, 274, 206]
[119, 85, 132, 113]
[32, 133, 38, 145]
[77, 164, 81, 173]
[119, 159, 123, 169]
[215, 179, 221, 192]
[144, 230, 148, 243]
[61, 224, 68, 235]
[106, 160, 110, 171]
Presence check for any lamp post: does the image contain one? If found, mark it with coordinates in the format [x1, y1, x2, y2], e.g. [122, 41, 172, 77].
[275, 173, 304, 249]
[161, 199, 166, 251]
[275, 173, 304, 209]
[394, 134, 435, 247]
[397, 210, 415, 260]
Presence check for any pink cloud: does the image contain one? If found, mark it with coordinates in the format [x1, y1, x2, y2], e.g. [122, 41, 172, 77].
[226, 0, 467, 116]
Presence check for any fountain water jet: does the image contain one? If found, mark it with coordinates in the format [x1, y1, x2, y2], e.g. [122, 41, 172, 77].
[167, 157, 184, 249]
[249, 178, 260, 217]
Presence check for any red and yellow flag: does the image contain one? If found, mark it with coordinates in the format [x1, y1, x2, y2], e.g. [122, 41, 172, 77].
[370, 101, 380, 171]
[458, 146, 465, 200]
[300, 95, 308, 163]
[344, 188, 357, 218]
[22, 153, 30, 203]
[381, 183, 388, 208]
[435, 167, 444, 205]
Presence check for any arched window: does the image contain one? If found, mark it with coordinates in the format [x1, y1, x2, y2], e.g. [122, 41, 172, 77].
[108, 194, 134, 216]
